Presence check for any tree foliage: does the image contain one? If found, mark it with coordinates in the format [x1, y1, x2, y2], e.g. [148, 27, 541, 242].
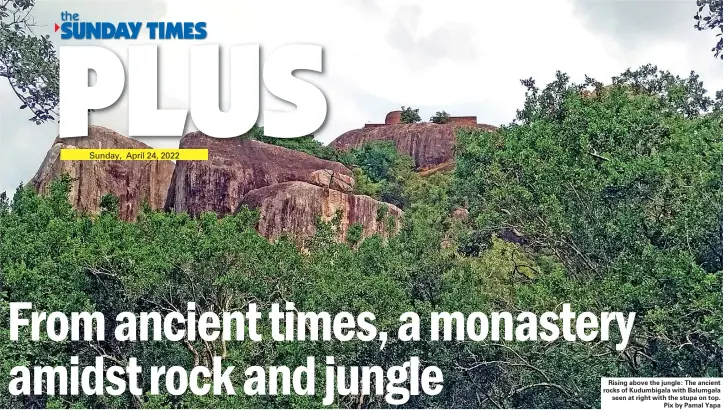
[430, 111, 451, 124]
[339, 140, 415, 208]
[455, 66, 723, 401]
[695, 0, 723, 59]
[0, 0, 59, 124]
[400, 106, 421, 124]
[1, 65, 721, 409]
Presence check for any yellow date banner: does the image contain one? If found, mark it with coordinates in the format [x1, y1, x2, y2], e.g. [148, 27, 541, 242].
[59, 149, 208, 161]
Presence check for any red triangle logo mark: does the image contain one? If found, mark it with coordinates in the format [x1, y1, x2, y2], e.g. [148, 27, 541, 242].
[54, 23, 59, 32]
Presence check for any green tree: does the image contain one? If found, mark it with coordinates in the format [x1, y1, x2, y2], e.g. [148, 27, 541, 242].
[349, 166, 381, 197]
[430, 110, 451, 124]
[341, 141, 411, 183]
[400, 106, 421, 123]
[345, 222, 363, 244]
[695, 0, 723, 59]
[0, 178, 98, 408]
[454, 66, 723, 406]
[99, 193, 120, 216]
[341, 141, 415, 208]
[0, 0, 59, 124]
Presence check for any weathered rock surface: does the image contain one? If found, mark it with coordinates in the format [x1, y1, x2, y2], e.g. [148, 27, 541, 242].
[239, 181, 403, 244]
[166, 132, 356, 217]
[331, 123, 497, 169]
[30, 126, 175, 221]
[30, 127, 405, 245]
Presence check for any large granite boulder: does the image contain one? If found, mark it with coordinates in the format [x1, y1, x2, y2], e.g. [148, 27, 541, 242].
[166, 132, 356, 217]
[30, 126, 174, 221]
[239, 181, 403, 245]
[331, 123, 497, 169]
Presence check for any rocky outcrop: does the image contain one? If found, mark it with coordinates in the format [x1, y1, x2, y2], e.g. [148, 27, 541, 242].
[451, 207, 470, 220]
[239, 181, 403, 244]
[30, 126, 174, 221]
[166, 132, 356, 217]
[167, 132, 403, 244]
[331, 123, 497, 169]
[30, 127, 404, 245]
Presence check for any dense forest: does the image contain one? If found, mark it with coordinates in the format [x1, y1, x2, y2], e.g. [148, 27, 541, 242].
[0, 66, 722, 409]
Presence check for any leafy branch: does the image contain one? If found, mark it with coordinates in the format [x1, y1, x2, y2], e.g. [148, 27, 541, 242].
[0, 0, 59, 124]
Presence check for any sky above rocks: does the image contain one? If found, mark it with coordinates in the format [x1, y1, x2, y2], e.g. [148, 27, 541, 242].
[1, 0, 722, 194]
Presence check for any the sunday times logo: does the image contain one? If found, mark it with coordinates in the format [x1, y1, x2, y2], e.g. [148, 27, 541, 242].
[55, 11, 207, 40]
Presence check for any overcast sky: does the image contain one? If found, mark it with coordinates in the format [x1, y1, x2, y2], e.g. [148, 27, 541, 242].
[1, 0, 721, 195]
